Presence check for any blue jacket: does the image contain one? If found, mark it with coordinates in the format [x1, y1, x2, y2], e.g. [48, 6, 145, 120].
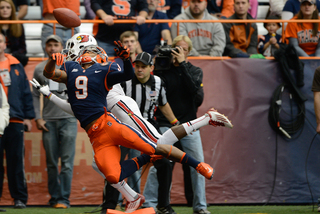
[6, 54, 34, 121]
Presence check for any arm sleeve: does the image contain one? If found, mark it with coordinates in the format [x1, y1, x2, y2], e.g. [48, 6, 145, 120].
[107, 61, 135, 87]
[31, 85, 41, 120]
[209, 22, 226, 56]
[180, 62, 203, 95]
[137, 0, 148, 14]
[170, 21, 178, 39]
[32, 67, 42, 120]
[160, 13, 170, 30]
[22, 70, 35, 119]
[17, 26, 27, 54]
[247, 25, 258, 54]
[10, 25, 27, 55]
[0, 85, 9, 135]
[90, 0, 102, 13]
[84, 0, 96, 19]
[195, 84, 204, 108]
[49, 94, 74, 116]
[289, 38, 309, 57]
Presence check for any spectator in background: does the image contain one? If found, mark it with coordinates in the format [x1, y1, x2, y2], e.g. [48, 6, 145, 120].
[84, 0, 95, 19]
[0, 83, 9, 147]
[120, 31, 139, 63]
[0, 0, 28, 66]
[12, 0, 27, 19]
[269, 0, 287, 18]
[152, 35, 210, 214]
[134, 0, 172, 55]
[282, 0, 320, 29]
[32, 34, 78, 209]
[90, 0, 148, 56]
[258, 16, 282, 56]
[223, 0, 258, 57]
[0, 32, 35, 209]
[248, 0, 258, 19]
[207, 0, 234, 18]
[191, 0, 234, 19]
[41, 0, 80, 55]
[0, 83, 8, 213]
[285, 0, 320, 56]
[171, 0, 225, 56]
[156, 0, 181, 19]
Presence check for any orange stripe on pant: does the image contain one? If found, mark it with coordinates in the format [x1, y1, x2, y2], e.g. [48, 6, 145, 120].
[116, 101, 159, 143]
[87, 111, 156, 183]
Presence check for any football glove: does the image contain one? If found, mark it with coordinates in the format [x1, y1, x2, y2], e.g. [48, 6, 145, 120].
[52, 53, 65, 66]
[30, 78, 52, 98]
[114, 40, 130, 61]
[150, 155, 164, 163]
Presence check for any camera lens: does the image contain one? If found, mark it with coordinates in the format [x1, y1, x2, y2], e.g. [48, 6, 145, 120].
[172, 47, 179, 53]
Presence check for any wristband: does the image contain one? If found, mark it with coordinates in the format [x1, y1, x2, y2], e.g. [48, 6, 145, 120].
[46, 92, 52, 100]
[170, 118, 180, 126]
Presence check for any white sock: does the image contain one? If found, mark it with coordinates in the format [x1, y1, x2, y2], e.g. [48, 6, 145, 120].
[157, 128, 178, 145]
[111, 180, 137, 202]
[182, 115, 210, 133]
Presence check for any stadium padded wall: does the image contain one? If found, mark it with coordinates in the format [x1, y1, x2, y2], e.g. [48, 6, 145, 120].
[187, 58, 320, 204]
[2, 59, 319, 205]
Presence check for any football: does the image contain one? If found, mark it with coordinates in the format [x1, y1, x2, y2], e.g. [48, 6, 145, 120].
[53, 8, 81, 28]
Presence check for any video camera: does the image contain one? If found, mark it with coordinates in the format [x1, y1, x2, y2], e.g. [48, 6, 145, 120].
[153, 41, 179, 71]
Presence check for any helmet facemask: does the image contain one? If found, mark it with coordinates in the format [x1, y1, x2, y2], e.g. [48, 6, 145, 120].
[77, 45, 108, 66]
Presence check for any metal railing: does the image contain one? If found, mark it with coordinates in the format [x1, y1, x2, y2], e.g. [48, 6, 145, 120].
[1, 18, 320, 61]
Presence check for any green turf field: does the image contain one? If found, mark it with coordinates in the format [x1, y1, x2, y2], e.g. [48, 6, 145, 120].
[0, 205, 317, 214]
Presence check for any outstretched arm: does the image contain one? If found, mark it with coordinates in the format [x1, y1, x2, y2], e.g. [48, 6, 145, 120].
[43, 53, 68, 83]
[107, 41, 135, 87]
[30, 79, 74, 116]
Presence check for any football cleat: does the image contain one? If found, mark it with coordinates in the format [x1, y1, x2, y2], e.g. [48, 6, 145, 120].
[196, 162, 214, 180]
[206, 108, 233, 129]
[125, 193, 145, 213]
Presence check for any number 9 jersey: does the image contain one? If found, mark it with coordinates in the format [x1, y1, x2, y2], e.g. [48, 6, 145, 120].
[62, 61, 122, 129]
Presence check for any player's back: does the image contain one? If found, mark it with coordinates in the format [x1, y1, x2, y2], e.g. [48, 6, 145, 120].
[64, 61, 114, 129]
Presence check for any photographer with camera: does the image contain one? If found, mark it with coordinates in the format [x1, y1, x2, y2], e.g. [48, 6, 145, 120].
[143, 35, 210, 214]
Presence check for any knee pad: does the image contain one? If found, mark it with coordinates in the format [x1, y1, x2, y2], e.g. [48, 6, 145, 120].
[105, 174, 119, 184]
